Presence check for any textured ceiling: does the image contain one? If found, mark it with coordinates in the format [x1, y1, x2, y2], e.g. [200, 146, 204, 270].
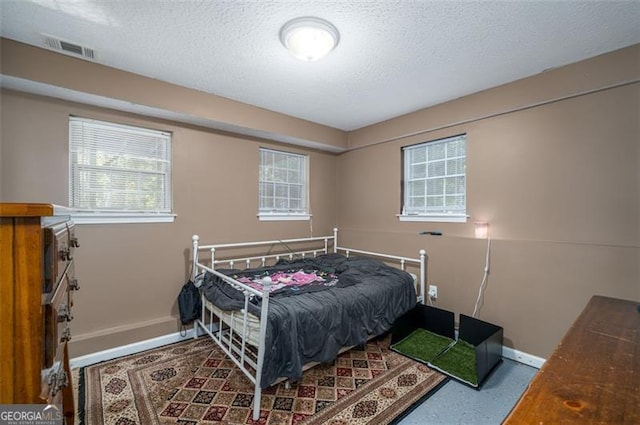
[1, 0, 639, 131]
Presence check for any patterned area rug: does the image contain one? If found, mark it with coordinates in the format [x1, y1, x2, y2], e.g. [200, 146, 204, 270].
[77, 336, 447, 425]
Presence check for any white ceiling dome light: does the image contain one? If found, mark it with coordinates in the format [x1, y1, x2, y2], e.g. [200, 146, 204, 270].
[280, 17, 340, 61]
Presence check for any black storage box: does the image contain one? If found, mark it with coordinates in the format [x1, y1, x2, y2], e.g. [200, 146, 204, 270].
[456, 313, 504, 388]
[390, 304, 503, 389]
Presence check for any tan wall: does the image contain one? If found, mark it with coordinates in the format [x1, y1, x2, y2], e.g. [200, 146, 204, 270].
[0, 90, 338, 356]
[337, 46, 640, 358]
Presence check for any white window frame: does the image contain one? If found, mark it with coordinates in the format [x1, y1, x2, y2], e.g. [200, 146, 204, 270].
[399, 134, 468, 223]
[68, 116, 175, 224]
[258, 148, 310, 221]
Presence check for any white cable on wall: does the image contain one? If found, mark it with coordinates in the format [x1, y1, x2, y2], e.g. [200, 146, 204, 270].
[472, 236, 491, 318]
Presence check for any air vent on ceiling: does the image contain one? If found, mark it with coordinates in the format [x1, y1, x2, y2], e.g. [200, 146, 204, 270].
[43, 35, 96, 60]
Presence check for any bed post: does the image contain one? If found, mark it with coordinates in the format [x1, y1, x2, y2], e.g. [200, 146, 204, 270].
[419, 249, 426, 305]
[333, 227, 338, 253]
[191, 235, 200, 281]
[192, 235, 200, 338]
[252, 289, 270, 420]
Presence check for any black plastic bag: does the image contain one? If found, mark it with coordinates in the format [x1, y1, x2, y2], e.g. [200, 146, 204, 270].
[178, 280, 201, 325]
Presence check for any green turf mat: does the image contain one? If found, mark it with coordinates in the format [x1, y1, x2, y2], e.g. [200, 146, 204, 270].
[390, 328, 454, 363]
[429, 339, 479, 387]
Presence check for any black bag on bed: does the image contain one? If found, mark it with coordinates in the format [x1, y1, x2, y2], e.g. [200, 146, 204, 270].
[178, 280, 201, 325]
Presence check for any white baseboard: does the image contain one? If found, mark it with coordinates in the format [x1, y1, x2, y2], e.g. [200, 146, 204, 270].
[70, 323, 217, 369]
[502, 346, 545, 369]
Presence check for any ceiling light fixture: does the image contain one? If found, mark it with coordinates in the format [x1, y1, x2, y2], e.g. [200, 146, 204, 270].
[280, 17, 339, 61]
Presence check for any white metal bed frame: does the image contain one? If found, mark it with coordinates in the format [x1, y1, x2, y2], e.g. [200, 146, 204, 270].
[191, 227, 426, 421]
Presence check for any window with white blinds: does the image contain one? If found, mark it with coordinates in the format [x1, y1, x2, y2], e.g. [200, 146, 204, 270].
[401, 134, 467, 222]
[69, 117, 173, 222]
[259, 148, 309, 221]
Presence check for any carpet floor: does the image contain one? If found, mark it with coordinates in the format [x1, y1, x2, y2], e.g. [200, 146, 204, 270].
[76, 336, 447, 425]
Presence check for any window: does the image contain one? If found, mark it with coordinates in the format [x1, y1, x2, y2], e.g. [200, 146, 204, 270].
[400, 134, 467, 222]
[258, 148, 309, 221]
[68, 117, 174, 224]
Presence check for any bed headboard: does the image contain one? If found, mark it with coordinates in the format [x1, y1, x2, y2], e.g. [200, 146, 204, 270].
[191, 228, 338, 280]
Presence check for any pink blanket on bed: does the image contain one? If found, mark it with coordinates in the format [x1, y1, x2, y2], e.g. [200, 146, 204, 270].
[236, 270, 335, 292]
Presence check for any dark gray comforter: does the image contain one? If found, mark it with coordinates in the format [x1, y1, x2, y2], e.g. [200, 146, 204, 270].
[200, 253, 417, 388]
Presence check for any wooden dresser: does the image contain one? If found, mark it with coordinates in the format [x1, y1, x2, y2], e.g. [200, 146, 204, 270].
[0, 203, 80, 425]
[503, 295, 640, 424]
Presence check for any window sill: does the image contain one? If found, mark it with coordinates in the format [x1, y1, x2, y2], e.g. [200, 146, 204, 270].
[59, 208, 176, 224]
[258, 213, 311, 222]
[397, 214, 468, 223]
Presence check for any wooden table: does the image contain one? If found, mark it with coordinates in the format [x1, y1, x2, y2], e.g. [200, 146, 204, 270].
[503, 295, 639, 424]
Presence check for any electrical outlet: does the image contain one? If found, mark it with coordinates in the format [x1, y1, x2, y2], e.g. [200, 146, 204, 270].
[428, 285, 438, 299]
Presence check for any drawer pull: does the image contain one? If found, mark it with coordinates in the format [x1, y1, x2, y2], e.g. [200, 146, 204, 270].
[47, 369, 68, 396]
[69, 278, 80, 291]
[61, 327, 72, 343]
[57, 305, 73, 322]
[59, 248, 73, 262]
[71, 237, 80, 248]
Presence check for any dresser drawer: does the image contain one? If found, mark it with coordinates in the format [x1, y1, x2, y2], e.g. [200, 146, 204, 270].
[43, 271, 74, 369]
[43, 222, 78, 293]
